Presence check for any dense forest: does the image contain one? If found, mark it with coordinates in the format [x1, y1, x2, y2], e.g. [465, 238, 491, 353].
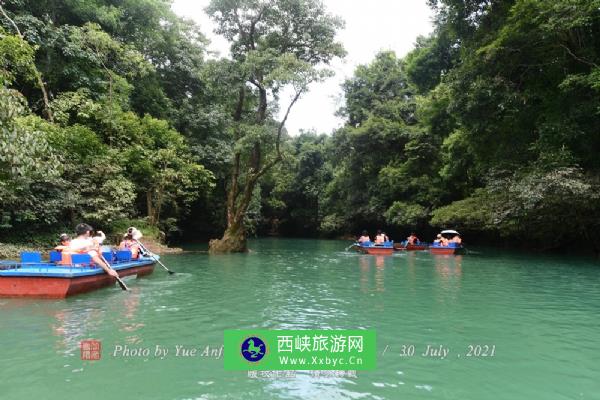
[0, 0, 599, 254]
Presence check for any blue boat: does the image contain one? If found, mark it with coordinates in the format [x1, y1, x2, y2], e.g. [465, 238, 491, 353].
[0, 250, 156, 298]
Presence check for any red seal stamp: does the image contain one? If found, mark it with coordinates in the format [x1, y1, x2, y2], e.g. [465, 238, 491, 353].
[80, 339, 102, 360]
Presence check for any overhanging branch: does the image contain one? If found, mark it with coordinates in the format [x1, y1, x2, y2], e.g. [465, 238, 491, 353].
[0, 3, 54, 122]
[254, 87, 304, 180]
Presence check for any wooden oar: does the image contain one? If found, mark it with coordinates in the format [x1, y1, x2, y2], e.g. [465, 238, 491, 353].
[99, 254, 129, 291]
[346, 242, 359, 251]
[135, 240, 175, 275]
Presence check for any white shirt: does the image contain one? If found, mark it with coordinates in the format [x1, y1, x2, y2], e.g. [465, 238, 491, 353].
[68, 233, 105, 254]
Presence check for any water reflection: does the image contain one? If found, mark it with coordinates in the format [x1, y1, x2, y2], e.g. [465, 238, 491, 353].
[52, 307, 102, 354]
[374, 256, 385, 293]
[357, 255, 389, 293]
[433, 254, 462, 302]
[49, 288, 144, 353]
[359, 255, 370, 294]
[405, 252, 417, 284]
[119, 288, 144, 344]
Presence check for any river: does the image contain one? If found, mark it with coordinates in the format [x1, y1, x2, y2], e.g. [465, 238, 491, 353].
[1, 238, 599, 399]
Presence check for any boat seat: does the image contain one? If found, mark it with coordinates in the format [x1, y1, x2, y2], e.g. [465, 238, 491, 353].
[71, 254, 92, 266]
[49, 251, 62, 263]
[21, 252, 42, 263]
[102, 251, 114, 263]
[116, 250, 132, 262]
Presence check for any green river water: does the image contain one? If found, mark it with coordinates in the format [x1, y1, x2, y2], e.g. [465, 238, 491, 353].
[1, 238, 599, 400]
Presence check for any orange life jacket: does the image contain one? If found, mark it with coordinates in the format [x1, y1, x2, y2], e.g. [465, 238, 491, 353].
[119, 240, 140, 259]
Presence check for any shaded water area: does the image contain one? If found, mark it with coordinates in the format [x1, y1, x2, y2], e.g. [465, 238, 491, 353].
[1, 238, 599, 399]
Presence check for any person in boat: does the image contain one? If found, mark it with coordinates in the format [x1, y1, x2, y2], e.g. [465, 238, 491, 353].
[357, 230, 371, 244]
[382, 232, 390, 242]
[119, 228, 142, 259]
[440, 236, 450, 247]
[54, 233, 71, 252]
[374, 230, 386, 245]
[433, 234, 442, 245]
[451, 235, 462, 245]
[407, 233, 419, 245]
[68, 223, 119, 278]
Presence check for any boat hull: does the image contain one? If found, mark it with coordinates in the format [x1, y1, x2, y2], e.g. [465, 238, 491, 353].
[429, 246, 465, 255]
[0, 260, 155, 298]
[361, 246, 394, 255]
[394, 243, 428, 251]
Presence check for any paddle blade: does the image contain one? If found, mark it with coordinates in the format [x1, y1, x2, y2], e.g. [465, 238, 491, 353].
[116, 277, 129, 291]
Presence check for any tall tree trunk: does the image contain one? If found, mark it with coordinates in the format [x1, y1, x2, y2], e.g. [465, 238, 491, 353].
[147, 191, 155, 226]
[208, 215, 248, 253]
[208, 86, 303, 254]
[209, 174, 256, 253]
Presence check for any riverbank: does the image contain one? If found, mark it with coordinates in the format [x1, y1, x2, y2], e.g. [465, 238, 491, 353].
[0, 243, 39, 259]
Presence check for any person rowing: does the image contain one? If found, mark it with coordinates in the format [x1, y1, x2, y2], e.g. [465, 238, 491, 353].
[357, 230, 371, 244]
[119, 227, 142, 259]
[374, 230, 386, 245]
[407, 232, 419, 245]
[125, 227, 176, 274]
[68, 223, 119, 279]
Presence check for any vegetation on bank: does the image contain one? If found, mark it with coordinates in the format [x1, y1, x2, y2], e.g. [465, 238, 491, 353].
[263, 0, 600, 254]
[0, 0, 599, 254]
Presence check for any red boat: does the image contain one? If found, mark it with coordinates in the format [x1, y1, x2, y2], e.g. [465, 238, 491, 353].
[394, 243, 429, 251]
[353, 242, 394, 255]
[362, 246, 394, 255]
[0, 253, 156, 298]
[429, 245, 465, 255]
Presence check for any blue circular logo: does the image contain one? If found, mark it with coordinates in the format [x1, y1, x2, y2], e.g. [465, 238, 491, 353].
[241, 336, 266, 362]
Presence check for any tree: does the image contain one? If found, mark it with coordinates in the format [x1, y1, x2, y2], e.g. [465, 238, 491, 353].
[123, 116, 215, 227]
[0, 9, 53, 120]
[261, 131, 332, 235]
[321, 51, 434, 235]
[205, 0, 345, 253]
[0, 88, 60, 228]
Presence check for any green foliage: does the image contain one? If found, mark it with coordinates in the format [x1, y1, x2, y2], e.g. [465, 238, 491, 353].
[0, 89, 58, 178]
[385, 201, 429, 228]
[262, 132, 332, 235]
[430, 189, 498, 231]
[340, 51, 412, 126]
[14, 114, 136, 228]
[0, 87, 62, 229]
[314, 0, 600, 252]
[0, 1, 216, 239]
[107, 218, 161, 241]
[0, 242, 38, 259]
[404, 35, 456, 94]
[204, 0, 345, 249]
[1, 0, 599, 254]
[0, 28, 36, 85]
[123, 114, 215, 226]
[432, 168, 600, 249]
